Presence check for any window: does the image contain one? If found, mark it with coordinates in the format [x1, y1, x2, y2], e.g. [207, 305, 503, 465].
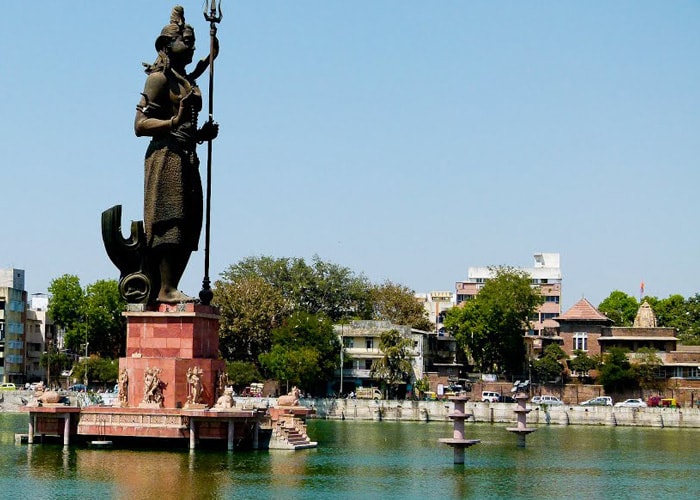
[545, 296, 560, 304]
[365, 359, 373, 370]
[366, 338, 373, 349]
[574, 332, 588, 351]
[343, 338, 354, 348]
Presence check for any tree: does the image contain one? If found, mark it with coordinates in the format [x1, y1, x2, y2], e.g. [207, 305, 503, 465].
[598, 347, 637, 394]
[532, 344, 568, 383]
[71, 355, 119, 387]
[225, 361, 262, 390]
[413, 375, 430, 399]
[444, 266, 543, 375]
[219, 255, 373, 321]
[370, 329, 414, 397]
[632, 347, 663, 392]
[258, 312, 341, 395]
[83, 280, 126, 358]
[214, 275, 288, 364]
[48, 274, 84, 338]
[371, 281, 433, 331]
[532, 356, 564, 383]
[569, 350, 598, 379]
[679, 294, 700, 344]
[39, 350, 71, 386]
[598, 291, 638, 326]
[48, 275, 125, 358]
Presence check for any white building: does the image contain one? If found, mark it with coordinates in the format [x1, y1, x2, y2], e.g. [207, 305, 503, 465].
[335, 320, 425, 395]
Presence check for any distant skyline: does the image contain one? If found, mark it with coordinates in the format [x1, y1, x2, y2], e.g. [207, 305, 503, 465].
[2, 1, 698, 312]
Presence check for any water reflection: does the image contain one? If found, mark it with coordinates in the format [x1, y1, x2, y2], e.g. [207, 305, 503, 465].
[2, 414, 699, 499]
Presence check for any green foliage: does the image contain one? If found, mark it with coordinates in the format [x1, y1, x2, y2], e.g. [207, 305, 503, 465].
[370, 329, 414, 394]
[371, 281, 433, 331]
[413, 375, 430, 397]
[532, 355, 564, 383]
[598, 291, 638, 326]
[444, 266, 543, 375]
[568, 350, 598, 376]
[542, 343, 568, 361]
[48, 275, 126, 358]
[532, 343, 568, 382]
[598, 347, 637, 394]
[71, 356, 119, 386]
[632, 347, 663, 391]
[219, 255, 373, 322]
[214, 275, 288, 364]
[258, 312, 340, 395]
[48, 274, 85, 338]
[39, 351, 72, 386]
[83, 280, 127, 358]
[226, 361, 262, 390]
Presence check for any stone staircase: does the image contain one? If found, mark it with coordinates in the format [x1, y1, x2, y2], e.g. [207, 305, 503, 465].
[269, 415, 317, 450]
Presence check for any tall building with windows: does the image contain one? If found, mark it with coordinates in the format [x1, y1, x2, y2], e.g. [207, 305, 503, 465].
[0, 268, 27, 383]
[455, 253, 562, 336]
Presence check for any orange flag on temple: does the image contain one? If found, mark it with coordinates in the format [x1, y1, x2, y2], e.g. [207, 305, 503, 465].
[640, 281, 645, 297]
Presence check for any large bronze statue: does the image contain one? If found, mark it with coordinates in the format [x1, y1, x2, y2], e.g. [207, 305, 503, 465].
[102, 5, 220, 304]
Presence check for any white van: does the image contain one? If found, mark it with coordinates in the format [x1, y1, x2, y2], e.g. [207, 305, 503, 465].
[481, 391, 500, 403]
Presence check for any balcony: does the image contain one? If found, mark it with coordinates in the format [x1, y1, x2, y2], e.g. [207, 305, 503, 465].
[341, 368, 372, 378]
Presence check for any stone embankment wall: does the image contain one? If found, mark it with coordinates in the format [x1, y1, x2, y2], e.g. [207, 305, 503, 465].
[5, 391, 699, 429]
[305, 398, 700, 428]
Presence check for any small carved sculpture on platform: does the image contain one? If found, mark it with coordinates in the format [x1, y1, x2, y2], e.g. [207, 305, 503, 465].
[186, 366, 204, 405]
[214, 386, 235, 409]
[142, 367, 164, 406]
[277, 386, 301, 407]
[118, 368, 129, 406]
[216, 370, 229, 401]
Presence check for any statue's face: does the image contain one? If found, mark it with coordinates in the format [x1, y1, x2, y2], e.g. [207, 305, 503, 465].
[170, 30, 195, 66]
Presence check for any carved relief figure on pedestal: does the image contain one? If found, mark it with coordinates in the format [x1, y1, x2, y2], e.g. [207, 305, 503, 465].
[216, 370, 229, 401]
[142, 367, 164, 406]
[118, 368, 129, 406]
[186, 366, 204, 405]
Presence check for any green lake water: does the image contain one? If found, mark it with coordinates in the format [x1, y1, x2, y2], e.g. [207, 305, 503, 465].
[0, 413, 698, 499]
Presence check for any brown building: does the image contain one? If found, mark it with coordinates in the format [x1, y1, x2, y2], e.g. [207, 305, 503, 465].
[556, 297, 612, 358]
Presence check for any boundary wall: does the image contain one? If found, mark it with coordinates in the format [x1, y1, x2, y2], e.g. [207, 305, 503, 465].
[304, 398, 700, 428]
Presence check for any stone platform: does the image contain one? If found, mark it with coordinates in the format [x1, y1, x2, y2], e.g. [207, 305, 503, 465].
[23, 303, 316, 450]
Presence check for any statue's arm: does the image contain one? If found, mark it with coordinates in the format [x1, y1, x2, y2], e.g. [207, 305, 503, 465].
[134, 73, 173, 137]
[188, 36, 219, 81]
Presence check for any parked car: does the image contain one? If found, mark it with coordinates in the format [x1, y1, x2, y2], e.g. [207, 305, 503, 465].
[580, 396, 613, 407]
[531, 395, 563, 406]
[68, 384, 87, 392]
[497, 395, 516, 403]
[0, 383, 16, 391]
[481, 391, 500, 403]
[614, 398, 647, 408]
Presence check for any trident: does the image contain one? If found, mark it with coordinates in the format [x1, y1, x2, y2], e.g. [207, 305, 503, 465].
[199, 0, 223, 305]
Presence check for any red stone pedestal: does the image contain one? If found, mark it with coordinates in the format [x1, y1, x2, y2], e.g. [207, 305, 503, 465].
[119, 303, 225, 409]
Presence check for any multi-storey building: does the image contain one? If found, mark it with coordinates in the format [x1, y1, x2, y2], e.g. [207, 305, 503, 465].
[415, 291, 455, 335]
[0, 268, 27, 384]
[334, 320, 463, 397]
[25, 293, 54, 382]
[455, 252, 562, 337]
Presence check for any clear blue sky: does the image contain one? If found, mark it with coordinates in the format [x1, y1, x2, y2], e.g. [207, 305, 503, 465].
[2, 1, 698, 311]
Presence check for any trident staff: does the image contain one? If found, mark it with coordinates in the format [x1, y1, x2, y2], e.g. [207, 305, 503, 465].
[200, 0, 223, 305]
